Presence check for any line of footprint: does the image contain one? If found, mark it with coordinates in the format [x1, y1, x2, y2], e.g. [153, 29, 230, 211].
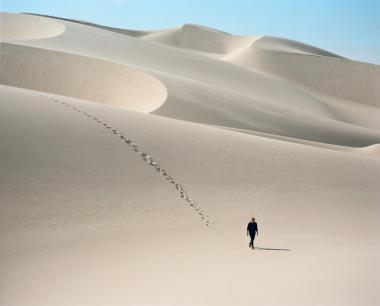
[44, 95, 213, 227]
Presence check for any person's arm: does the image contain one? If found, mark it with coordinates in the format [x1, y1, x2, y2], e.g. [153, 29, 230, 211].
[256, 224, 259, 236]
[247, 224, 249, 236]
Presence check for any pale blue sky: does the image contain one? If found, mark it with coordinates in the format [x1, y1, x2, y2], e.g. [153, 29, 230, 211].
[2, 0, 380, 64]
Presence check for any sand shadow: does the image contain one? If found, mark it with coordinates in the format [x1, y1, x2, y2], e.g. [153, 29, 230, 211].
[254, 247, 291, 251]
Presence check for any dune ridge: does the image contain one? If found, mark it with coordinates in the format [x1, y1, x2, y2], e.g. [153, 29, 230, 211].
[225, 47, 380, 107]
[0, 12, 65, 40]
[1, 42, 168, 112]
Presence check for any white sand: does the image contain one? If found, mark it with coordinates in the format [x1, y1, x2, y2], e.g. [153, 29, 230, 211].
[1, 12, 380, 306]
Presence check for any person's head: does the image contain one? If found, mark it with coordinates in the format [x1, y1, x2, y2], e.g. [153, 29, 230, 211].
[251, 217, 255, 222]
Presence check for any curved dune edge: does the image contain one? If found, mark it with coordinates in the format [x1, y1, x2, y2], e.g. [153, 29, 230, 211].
[0, 43, 168, 113]
[354, 144, 380, 157]
[142, 24, 261, 55]
[246, 36, 341, 57]
[17, 13, 342, 58]
[225, 48, 380, 107]
[139, 24, 340, 58]
[0, 12, 66, 41]
[218, 124, 380, 158]
[23, 13, 151, 37]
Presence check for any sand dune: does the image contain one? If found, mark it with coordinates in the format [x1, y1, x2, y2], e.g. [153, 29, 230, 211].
[142, 23, 260, 55]
[23, 13, 151, 37]
[3, 13, 380, 145]
[225, 37, 380, 107]
[225, 35, 342, 58]
[1, 12, 380, 306]
[355, 143, 380, 157]
[0, 12, 65, 40]
[1, 43, 167, 112]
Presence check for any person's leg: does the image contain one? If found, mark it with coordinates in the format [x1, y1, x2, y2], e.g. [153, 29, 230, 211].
[250, 234, 256, 249]
[249, 235, 253, 248]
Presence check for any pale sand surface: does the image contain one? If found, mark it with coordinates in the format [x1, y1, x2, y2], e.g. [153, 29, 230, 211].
[1, 13, 380, 306]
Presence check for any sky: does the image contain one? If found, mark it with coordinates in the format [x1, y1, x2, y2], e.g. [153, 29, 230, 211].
[2, 0, 380, 64]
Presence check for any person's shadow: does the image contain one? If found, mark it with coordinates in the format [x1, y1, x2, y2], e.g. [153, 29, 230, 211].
[254, 247, 291, 251]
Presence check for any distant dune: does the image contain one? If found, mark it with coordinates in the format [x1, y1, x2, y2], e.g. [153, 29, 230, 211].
[1, 12, 379, 306]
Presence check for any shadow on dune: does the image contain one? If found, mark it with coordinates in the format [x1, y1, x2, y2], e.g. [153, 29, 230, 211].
[255, 247, 291, 251]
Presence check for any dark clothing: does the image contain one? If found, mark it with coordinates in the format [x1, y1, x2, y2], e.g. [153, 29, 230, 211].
[247, 222, 258, 235]
[249, 233, 256, 248]
[247, 222, 258, 249]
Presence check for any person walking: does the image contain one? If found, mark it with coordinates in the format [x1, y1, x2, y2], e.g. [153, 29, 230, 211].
[247, 217, 258, 249]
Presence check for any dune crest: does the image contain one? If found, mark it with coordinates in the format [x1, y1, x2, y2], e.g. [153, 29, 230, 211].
[0, 12, 65, 40]
[224, 37, 380, 107]
[142, 23, 261, 54]
[355, 143, 380, 157]
[0, 43, 168, 112]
